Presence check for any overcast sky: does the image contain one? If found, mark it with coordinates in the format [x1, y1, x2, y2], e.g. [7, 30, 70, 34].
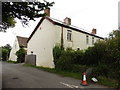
[0, 0, 120, 47]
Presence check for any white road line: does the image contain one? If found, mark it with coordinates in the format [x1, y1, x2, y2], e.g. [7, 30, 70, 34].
[60, 82, 74, 88]
[60, 82, 79, 88]
[71, 85, 79, 88]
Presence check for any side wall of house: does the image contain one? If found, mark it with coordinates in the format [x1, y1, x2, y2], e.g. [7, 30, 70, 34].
[9, 37, 20, 61]
[27, 19, 58, 68]
[63, 27, 102, 50]
[54, 26, 102, 50]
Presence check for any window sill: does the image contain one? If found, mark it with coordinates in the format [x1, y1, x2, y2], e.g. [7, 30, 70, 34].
[67, 40, 73, 42]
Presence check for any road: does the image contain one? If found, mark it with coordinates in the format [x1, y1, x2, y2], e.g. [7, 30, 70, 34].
[2, 61, 115, 89]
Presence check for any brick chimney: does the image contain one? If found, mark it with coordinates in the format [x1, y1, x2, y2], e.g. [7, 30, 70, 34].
[44, 8, 50, 16]
[64, 17, 71, 25]
[91, 28, 97, 34]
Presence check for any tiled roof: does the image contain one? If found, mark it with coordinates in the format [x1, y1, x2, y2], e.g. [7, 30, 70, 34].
[17, 36, 28, 48]
[27, 16, 104, 42]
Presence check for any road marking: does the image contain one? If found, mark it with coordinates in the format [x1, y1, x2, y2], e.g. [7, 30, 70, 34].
[60, 82, 79, 88]
[71, 85, 79, 88]
[60, 82, 73, 88]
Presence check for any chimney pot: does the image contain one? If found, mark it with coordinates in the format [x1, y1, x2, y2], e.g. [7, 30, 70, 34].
[44, 8, 50, 16]
[91, 28, 97, 34]
[64, 17, 71, 25]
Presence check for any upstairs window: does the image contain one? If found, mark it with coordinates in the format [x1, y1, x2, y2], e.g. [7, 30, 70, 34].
[67, 30, 72, 41]
[92, 37, 94, 45]
[86, 35, 89, 44]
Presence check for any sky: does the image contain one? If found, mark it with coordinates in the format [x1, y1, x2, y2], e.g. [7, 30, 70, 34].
[0, 0, 120, 47]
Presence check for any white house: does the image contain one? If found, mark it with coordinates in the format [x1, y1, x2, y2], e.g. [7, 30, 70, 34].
[9, 36, 28, 61]
[27, 9, 104, 68]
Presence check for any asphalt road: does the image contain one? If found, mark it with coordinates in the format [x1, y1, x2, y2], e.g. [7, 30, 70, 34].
[2, 61, 115, 89]
[0, 61, 2, 89]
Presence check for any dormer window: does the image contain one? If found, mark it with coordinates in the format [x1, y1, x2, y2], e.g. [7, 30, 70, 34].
[67, 30, 72, 41]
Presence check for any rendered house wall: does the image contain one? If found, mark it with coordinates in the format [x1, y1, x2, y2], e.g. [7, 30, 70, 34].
[9, 37, 20, 61]
[27, 19, 56, 68]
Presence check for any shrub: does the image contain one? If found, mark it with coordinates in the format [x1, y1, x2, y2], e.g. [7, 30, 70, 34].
[2, 48, 9, 61]
[73, 50, 84, 65]
[92, 64, 110, 77]
[16, 46, 26, 63]
[53, 45, 64, 66]
[1, 44, 11, 61]
[55, 50, 73, 71]
[71, 64, 88, 73]
[53, 46, 88, 71]
[82, 41, 107, 65]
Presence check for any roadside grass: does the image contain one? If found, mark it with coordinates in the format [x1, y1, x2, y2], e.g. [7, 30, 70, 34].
[97, 76, 118, 88]
[23, 64, 118, 88]
[6, 60, 18, 64]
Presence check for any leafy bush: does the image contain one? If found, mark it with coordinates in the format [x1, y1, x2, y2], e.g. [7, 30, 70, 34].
[92, 64, 110, 77]
[83, 41, 107, 65]
[0, 44, 11, 61]
[16, 46, 26, 63]
[73, 50, 84, 65]
[55, 50, 73, 71]
[71, 64, 88, 73]
[2, 48, 9, 61]
[53, 45, 64, 66]
[53, 46, 86, 72]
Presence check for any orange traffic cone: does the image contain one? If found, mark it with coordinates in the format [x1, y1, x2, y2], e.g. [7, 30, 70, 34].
[81, 72, 88, 86]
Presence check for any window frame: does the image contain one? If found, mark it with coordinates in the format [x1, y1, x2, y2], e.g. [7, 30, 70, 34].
[92, 37, 94, 45]
[86, 35, 89, 44]
[67, 30, 72, 41]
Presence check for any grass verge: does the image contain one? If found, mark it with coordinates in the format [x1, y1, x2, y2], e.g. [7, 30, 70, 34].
[23, 64, 118, 88]
[6, 60, 18, 64]
[97, 76, 118, 88]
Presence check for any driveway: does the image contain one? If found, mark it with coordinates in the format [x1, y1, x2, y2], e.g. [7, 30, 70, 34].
[2, 61, 116, 89]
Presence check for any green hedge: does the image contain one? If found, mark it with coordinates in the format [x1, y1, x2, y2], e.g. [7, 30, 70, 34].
[16, 45, 26, 63]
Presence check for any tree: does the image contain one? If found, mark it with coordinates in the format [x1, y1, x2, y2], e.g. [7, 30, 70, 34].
[2, 48, 9, 61]
[1, 0, 54, 32]
[108, 30, 120, 40]
[0, 44, 12, 61]
[3, 44, 12, 50]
